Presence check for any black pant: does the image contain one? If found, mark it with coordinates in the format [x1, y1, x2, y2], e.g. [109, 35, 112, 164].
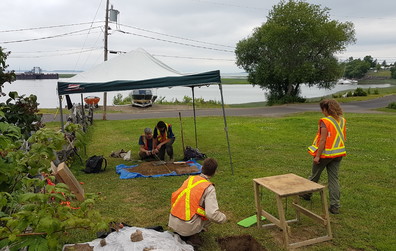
[158, 138, 175, 160]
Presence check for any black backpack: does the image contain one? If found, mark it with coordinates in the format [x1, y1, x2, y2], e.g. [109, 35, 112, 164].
[183, 146, 207, 161]
[84, 155, 107, 173]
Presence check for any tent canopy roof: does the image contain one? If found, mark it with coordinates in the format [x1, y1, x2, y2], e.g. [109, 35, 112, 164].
[57, 48, 220, 95]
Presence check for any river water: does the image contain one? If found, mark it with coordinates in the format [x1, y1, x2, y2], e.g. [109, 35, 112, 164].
[1, 79, 391, 108]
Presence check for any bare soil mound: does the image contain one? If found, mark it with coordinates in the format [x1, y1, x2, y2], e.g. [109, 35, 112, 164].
[217, 235, 266, 251]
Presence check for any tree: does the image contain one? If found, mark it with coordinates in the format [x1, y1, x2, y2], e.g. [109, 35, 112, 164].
[390, 66, 396, 79]
[363, 55, 377, 68]
[344, 57, 371, 79]
[0, 47, 15, 95]
[235, 0, 356, 104]
[0, 47, 107, 250]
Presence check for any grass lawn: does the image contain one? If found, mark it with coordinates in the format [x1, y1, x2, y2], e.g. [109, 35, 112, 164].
[49, 108, 396, 251]
[221, 78, 249, 85]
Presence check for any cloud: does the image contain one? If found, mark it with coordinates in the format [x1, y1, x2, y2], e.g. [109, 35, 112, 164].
[1, 0, 396, 74]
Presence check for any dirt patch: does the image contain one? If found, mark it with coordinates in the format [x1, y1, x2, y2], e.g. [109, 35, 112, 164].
[125, 161, 199, 176]
[269, 223, 331, 248]
[217, 235, 266, 251]
[64, 243, 93, 251]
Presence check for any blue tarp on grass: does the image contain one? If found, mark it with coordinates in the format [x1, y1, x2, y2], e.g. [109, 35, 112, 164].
[116, 160, 202, 179]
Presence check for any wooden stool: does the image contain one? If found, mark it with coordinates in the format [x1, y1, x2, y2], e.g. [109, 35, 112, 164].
[253, 173, 332, 249]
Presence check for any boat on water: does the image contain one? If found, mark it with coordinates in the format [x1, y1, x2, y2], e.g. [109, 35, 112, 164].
[337, 78, 358, 85]
[84, 96, 100, 108]
[16, 67, 59, 80]
[130, 89, 157, 108]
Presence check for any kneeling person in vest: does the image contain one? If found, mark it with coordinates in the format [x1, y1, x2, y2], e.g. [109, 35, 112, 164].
[138, 128, 158, 160]
[153, 121, 175, 161]
[168, 158, 227, 240]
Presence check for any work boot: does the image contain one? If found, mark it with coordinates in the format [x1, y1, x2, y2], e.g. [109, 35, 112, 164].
[186, 234, 203, 249]
[299, 193, 312, 201]
[329, 205, 340, 214]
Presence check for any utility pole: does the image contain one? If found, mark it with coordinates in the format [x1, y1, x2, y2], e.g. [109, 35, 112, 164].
[103, 0, 110, 120]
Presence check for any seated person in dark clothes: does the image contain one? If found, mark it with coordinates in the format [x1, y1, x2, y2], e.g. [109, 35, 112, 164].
[153, 121, 175, 161]
[138, 128, 158, 160]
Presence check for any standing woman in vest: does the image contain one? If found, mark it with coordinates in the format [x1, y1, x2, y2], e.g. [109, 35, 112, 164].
[304, 99, 346, 214]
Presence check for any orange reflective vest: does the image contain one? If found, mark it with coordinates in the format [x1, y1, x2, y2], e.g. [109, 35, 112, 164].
[141, 135, 155, 150]
[141, 135, 149, 150]
[308, 116, 346, 158]
[170, 176, 211, 221]
[156, 123, 171, 143]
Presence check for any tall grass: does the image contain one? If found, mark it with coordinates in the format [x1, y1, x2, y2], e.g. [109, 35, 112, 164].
[58, 111, 396, 250]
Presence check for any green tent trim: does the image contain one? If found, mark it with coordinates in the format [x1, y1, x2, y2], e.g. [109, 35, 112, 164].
[57, 70, 220, 95]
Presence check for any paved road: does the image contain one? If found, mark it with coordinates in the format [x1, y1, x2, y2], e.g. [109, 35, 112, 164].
[42, 94, 396, 123]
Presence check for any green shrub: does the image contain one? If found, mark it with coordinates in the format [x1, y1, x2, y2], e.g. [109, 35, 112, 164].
[347, 91, 353, 97]
[113, 93, 123, 105]
[374, 88, 379, 95]
[112, 93, 132, 105]
[353, 88, 367, 96]
[266, 94, 306, 106]
[182, 96, 192, 103]
[0, 92, 43, 139]
[387, 102, 396, 109]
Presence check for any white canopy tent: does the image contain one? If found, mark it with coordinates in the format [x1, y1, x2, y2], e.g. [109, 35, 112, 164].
[57, 48, 233, 173]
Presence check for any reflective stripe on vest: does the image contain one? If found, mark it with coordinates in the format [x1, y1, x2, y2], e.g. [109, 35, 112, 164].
[142, 135, 148, 150]
[308, 116, 346, 158]
[170, 176, 211, 221]
[157, 123, 171, 143]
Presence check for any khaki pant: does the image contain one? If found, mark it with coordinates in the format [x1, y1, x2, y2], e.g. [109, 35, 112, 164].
[309, 157, 343, 208]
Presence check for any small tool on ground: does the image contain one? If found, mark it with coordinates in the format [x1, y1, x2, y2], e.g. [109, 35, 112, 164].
[237, 215, 266, 228]
[153, 153, 171, 173]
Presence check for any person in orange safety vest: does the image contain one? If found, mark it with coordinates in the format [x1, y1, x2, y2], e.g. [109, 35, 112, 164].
[138, 128, 159, 160]
[302, 99, 346, 215]
[168, 158, 226, 246]
[153, 121, 175, 160]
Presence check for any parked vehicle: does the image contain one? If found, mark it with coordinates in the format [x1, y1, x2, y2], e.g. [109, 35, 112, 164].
[84, 96, 100, 108]
[131, 89, 157, 107]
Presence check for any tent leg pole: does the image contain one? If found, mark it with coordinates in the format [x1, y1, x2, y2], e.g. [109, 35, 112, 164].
[103, 92, 107, 120]
[80, 94, 85, 118]
[192, 86, 198, 149]
[59, 95, 65, 133]
[219, 84, 233, 175]
[80, 94, 86, 131]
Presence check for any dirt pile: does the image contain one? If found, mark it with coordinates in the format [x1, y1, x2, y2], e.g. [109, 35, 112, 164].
[126, 162, 198, 176]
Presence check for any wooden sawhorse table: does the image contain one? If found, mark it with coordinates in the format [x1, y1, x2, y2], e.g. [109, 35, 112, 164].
[253, 173, 332, 249]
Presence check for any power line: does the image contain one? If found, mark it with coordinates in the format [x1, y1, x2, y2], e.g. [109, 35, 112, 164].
[9, 47, 99, 54]
[189, 0, 267, 11]
[119, 23, 235, 49]
[0, 21, 103, 33]
[74, 0, 105, 71]
[9, 48, 101, 58]
[0, 26, 102, 44]
[116, 30, 234, 53]
[153, 54, 235, 61]
[109, 50, 235, 61]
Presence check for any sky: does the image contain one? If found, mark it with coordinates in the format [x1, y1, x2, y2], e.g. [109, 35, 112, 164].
[1, 0, 396, 74]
